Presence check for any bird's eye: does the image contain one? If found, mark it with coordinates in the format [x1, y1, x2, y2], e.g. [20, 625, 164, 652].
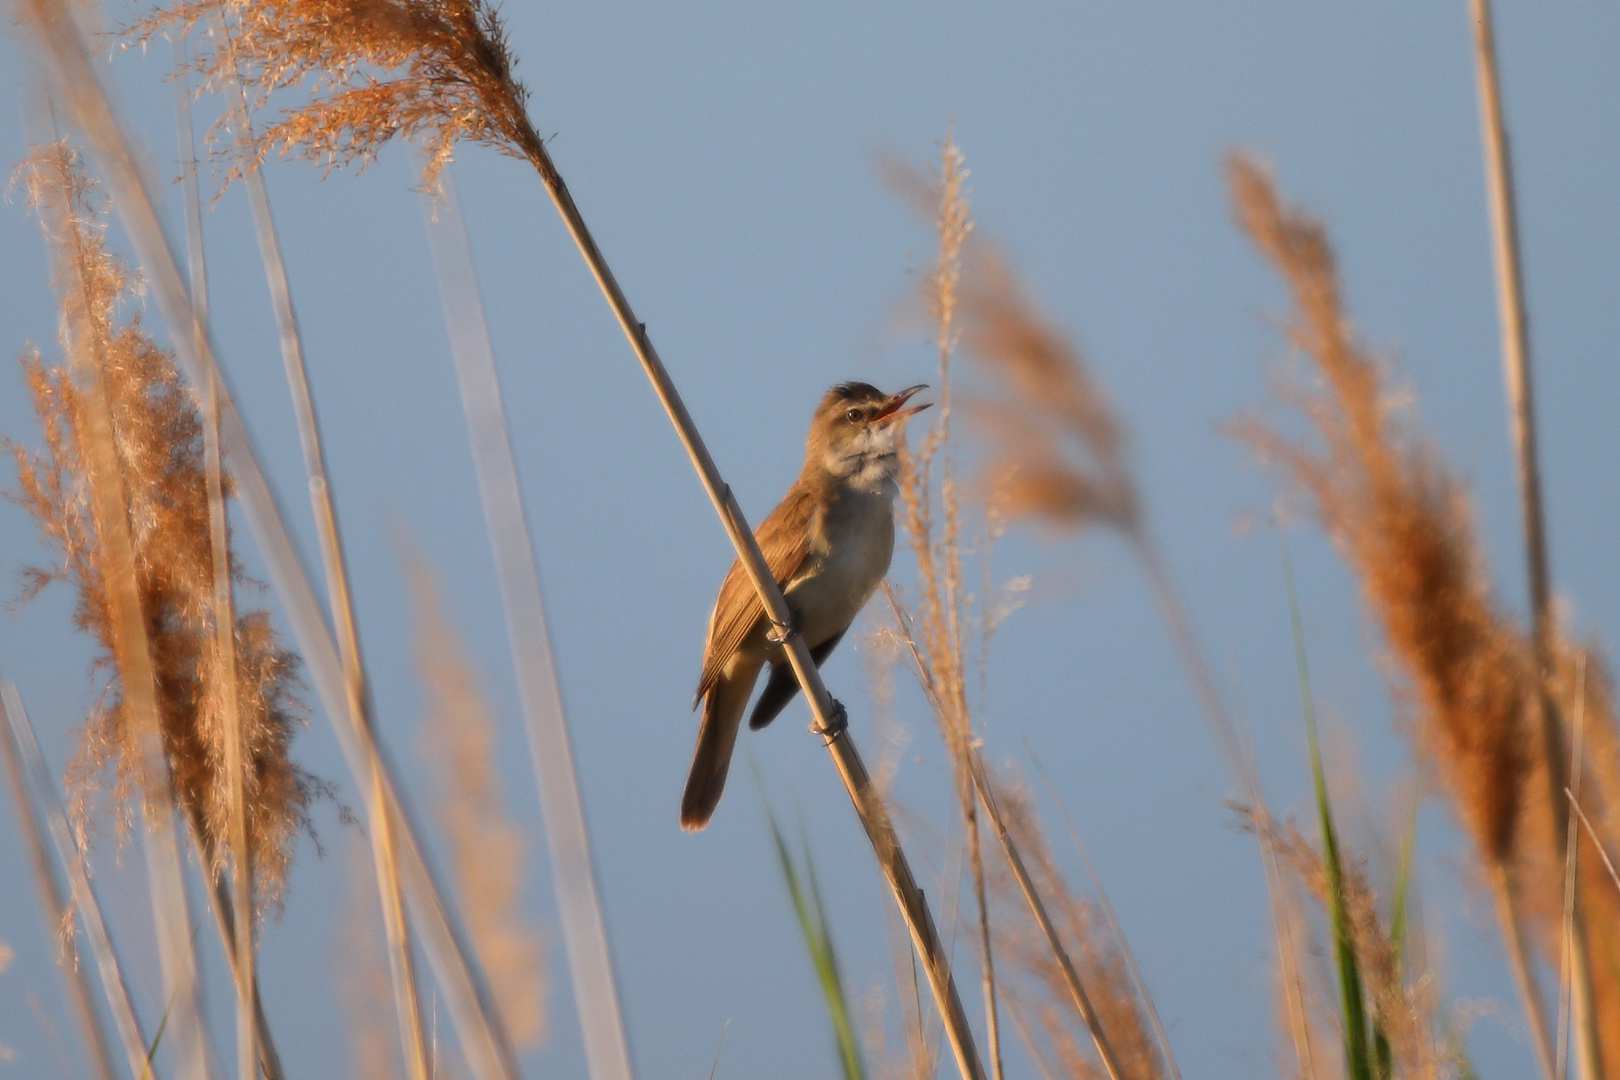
[845, 408, 863, 423]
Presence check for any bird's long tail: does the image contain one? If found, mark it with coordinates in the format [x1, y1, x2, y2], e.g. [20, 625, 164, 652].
[681, 664, 758, 830]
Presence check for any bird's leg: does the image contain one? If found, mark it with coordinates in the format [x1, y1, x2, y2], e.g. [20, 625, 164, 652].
[811, 698, 849, 744]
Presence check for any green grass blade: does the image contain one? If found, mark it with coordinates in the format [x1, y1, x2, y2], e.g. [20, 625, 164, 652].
[1282, 543, 1373, 1080]
[754, 763, 866, 1080]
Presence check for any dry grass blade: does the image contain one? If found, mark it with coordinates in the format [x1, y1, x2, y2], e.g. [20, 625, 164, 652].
[406, 549, 546, 1051]
[4, 9, 522, 1077]
[0, 684, 118, 1080]
[418, 165, 628, 1080]
[1226, 150, 1557, 1079]
[2, 683, 152, 1080]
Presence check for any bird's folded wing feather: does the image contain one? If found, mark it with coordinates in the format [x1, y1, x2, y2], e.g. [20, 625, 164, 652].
[696, 483, 819, 701]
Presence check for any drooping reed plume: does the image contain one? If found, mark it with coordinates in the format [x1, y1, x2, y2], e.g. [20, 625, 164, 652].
[1222, 150, 1588, 1074]
[135, 0, 540, 187]
[7, 142, 322, 905]
[407, 554, 546, 1051]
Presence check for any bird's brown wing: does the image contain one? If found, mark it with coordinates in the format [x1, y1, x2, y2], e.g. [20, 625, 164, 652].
[695, 482, 820, 703]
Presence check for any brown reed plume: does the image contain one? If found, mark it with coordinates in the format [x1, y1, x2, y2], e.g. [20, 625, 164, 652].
[135, 0, 538, 187]
[6, 142, 323, 905]
[407, 553, 546, 1051]
[1223, 151, 1557, 1075]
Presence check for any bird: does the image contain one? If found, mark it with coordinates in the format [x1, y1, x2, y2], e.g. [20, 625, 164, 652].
[681, 381, 931, 830]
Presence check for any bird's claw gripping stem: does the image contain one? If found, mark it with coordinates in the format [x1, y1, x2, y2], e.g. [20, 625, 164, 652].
[766, 610, 801, 647]
[812, 699, 849, 744]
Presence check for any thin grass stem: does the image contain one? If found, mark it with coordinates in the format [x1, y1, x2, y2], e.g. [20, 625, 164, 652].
[417, 163, 633, 1080]
[2, 682, 152, 1080]
[1467, 5, 1597, 1073]
[0, 684, 119, 1080]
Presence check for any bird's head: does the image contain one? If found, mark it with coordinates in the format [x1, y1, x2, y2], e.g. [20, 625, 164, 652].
[805, 382, 931, 492]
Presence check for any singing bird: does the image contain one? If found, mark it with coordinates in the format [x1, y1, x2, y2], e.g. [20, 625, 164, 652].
[682, 382, 931, 830]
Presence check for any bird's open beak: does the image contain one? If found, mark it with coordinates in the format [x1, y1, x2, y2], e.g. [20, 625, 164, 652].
[873, 384, 932, 424]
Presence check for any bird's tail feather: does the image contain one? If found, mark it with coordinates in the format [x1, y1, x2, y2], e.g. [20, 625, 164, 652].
[681, 666, 756, 830]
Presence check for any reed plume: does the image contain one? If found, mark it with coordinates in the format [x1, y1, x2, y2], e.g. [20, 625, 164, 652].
[136, 0, 538, 186]
[6, 142, 322, 905]
[407, 554, 546, 1051]
[1224, 150, 1555, 1072]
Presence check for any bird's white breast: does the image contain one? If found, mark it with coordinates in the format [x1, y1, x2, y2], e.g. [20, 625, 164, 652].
[786, 486, 896, 646]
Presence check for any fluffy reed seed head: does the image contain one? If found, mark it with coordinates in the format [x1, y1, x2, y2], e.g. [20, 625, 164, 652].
[1226, 151, 1529, 865]
[407, 553, 545, 1050]
[135, 0, 540, 186]
[960, 246, 1137, 538]
[7, 143, 323, 904]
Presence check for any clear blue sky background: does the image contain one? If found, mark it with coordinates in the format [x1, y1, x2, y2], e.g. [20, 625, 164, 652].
[2, 3, 1618, 1078]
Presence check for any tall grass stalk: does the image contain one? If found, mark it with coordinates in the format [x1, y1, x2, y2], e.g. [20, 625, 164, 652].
[1467, 4, 1599, 1075]
[0, 684, 118, 1080]
[2, 682, 152, 1080]
[22, 135, 210, 1080]
[8, 8, 522, 1077]
[417, 163, 632, 1080]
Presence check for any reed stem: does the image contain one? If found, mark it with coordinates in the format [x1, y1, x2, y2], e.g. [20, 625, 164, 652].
[0, 686, 118, 1080]
[1466, 4, 1599, 1074]
[419, 165, 634, 1080]
[1, 683, 152, 1080]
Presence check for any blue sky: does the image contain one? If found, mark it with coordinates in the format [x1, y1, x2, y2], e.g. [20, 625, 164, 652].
[2, 2, 1618, 1078]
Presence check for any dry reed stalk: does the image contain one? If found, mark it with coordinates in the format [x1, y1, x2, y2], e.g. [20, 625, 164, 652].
[5, 9, 525, 1076]
[124, 0, 988, 1071]
[173, 45, 259, 1080]
[406, 552, 546, 1050]
[891, 133, 1004, 1080]
[1225, 151, 1559, 1079]
[1465, 3, 1600, 1073]
[16, 140, 210, 1080]
[417, 164, 629, 1079]
[0, 686, 117, 1080]
[1, 683, 151, 1080]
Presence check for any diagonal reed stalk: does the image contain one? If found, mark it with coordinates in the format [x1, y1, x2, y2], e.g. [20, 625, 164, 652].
[25, 126, 211, 1080]
[417, 163, 633, 1080]
[1467, 4, 1599, 1077]
[0, 683, 119, 1080]
[172, 46, 258, 1080]
[8, 8, 522, 1079]
[2, 683, 153, 1080]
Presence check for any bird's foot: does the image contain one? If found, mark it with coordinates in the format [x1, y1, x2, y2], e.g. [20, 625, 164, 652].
[811, 699, 849, 744]
[765, 610, 802, 647]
